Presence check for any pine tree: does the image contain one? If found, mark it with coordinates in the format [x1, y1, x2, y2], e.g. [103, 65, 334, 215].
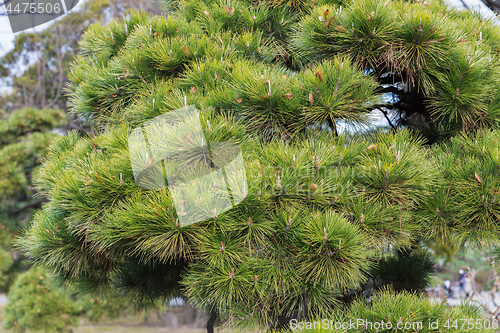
[17, 0, 500, 331]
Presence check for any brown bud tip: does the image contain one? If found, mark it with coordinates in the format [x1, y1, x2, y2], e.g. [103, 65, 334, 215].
[475, 172, 482, 183]
[308, 92, 314, 104]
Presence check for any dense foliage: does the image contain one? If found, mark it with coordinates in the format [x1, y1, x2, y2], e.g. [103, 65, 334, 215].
[296, 288, 492, 333]
[3, 267, 78, 333]
[17, 0, 500, 331]
[0, 107, 66, 292]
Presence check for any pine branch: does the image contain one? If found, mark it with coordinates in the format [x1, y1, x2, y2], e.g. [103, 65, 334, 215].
[8, 200, 46, 216]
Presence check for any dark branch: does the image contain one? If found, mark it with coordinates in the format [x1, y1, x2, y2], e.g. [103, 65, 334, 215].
[206, 311, 217, 333]
[8, 199, 46, 216]
[380, 107, 397, 130]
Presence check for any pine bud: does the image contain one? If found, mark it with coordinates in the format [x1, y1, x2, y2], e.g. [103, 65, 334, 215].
[220, 241, 225, 252]
[230, 268, 235, 279]
[225, 6, 234, 16]
[257, 159, 262, 176]
[243, 181, 247, 198]
[285, 218, 292, 235]
[315, 69, 323, 82]
[475, 172, 482, 183]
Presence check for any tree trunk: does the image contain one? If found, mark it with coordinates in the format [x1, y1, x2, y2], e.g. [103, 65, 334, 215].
[327, 118, 338, 136]
[207, 311, 217, 333]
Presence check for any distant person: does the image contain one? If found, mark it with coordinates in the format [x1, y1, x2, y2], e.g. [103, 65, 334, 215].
[443, 280, 451, 298]
[458, 269, 465, 297]
[463, 273, 473, 299]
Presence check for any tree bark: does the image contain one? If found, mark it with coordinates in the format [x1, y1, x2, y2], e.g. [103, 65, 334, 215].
[327, 118, 338, 136]
[207, 311, 217, 333]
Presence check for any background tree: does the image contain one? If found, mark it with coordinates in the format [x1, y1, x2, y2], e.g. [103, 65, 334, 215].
[0, 0, 165, 131]
[0, 107, 66, 291]
[0, 0, 166, 323]
[17, 0, 500, 331]
[3, 267, 79, 333]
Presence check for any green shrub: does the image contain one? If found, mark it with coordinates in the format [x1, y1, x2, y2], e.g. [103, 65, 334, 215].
[3, 268, 79, 333]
